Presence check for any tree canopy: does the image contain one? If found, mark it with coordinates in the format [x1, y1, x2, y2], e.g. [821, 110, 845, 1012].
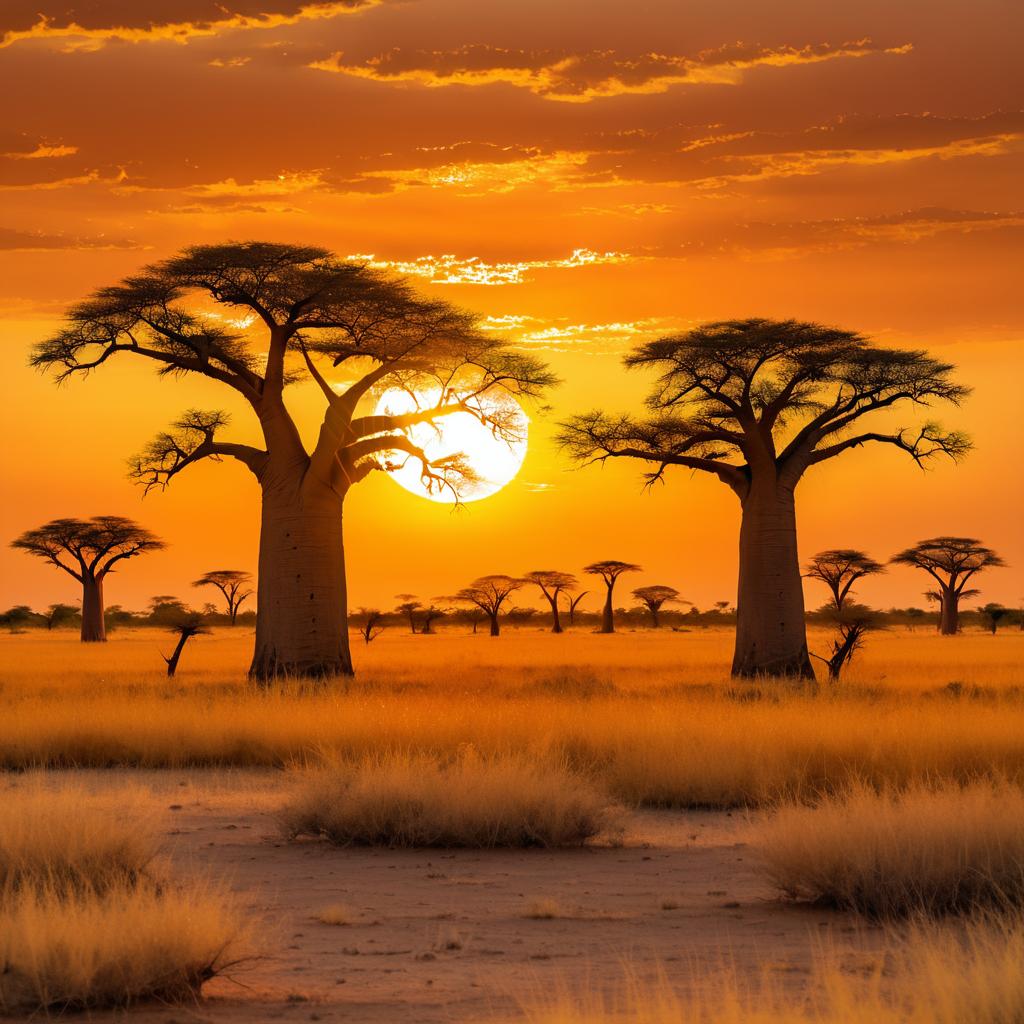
[804, 549, 885, 611]
[892, 537, 1005, 591]
[559, 319, 970, 497]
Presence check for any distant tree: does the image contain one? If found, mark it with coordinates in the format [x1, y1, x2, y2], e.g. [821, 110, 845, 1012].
[560, 319, 970, 678]
[394, 595, 422, 634]
[523, 571, 578, 633]
[11, 517, 165, 642]
[42, 603, 78, 630]
[454, 575, 523, 637]
[979, 603, 1010, 635]
[103, 604, 139, 631]
[713, 600, 731, 614]
[811, 605, 880, 682]
[162, 612, 210, 678]
[584, 561, 642, 633]
[148, 595, 189, 626]
[566, 590, 589, 627]
[0, 605, 36, 631]
[632, 585, 682, 628]
[804, 549, 885, 612]
[354, 608, 386, 644]
[192, 570, 253, 625]
[506, 607, 539, 626]
[419, 604, 447, 634]
[892, 537, 1005, 635]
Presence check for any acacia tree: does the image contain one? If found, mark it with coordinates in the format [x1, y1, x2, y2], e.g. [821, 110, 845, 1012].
[892, 537, 1005, 635]
[560, 319, 969, 678]
[523, 570, 578, 633]
[804, 549, 885, 612]
[11, 517, 164, 642]
[162, 612, 210, 678]
[632, 585, 681, 628]
[32, 243, 554, 680]
[979, 603, 1010, 635]
[42, 603, 78, 630]
[812, 605, 880, 682]
[584, 561, 642, 633]
[419, 604, 447, 634]
[192, 570, 253, 624]
[354, 608, 386, 644]
[454, 575, 523, 637]
[394, 595, 422, 633]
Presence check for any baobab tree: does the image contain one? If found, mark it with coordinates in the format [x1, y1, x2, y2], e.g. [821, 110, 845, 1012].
[31, 242, 555, 680]
[804, 549, 885, 612]
[394, 595, 422, 633]
[192, 570, 253, 624]
[892, 537, 1005, 635]
[632, 585, 682, 628]
[560, 319, 969, 678]
[11, 517, 164, 642]
[453, 575, 523, 637]
[584, 561, 642, 633]
[523, 570, 578, 633]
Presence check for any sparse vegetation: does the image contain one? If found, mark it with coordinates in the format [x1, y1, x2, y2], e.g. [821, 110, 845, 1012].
[757, 781, 1024, 917]
[280, 751, 624, 848]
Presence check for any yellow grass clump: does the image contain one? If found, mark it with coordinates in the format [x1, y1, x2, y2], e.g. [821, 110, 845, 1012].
[522, 914, 1024, 1023]
[0, 782, 157, 892]
[281, 751, 624, 848]
[756, 781, 1024, 917]
[0, 881, 244, 1014]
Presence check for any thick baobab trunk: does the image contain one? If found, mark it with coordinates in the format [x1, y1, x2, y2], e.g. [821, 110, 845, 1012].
[489, 614, 500, 637]
[249, 480, 352, 680]
[732, 485, 814, 679]
[650, 607, 661, 628]
[80, 575, 106, 643]
[939, 590, 959, 635]
[600, 588, 614, 633]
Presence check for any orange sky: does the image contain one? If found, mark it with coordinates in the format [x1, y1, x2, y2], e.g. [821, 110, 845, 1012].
[1, 0, 1021, 615]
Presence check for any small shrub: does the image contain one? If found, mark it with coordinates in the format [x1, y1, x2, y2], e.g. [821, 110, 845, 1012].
[316, 902, 356, 926]
[0, 881, 245, 1013]
[757, 781, 1024, 917]
[523, 898, 566, 919]
[0, 783, 157, 893]
[281, 751, 624, 848]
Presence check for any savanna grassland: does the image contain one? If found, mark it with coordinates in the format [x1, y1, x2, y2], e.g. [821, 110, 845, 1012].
[3, 625, 1024, 1022]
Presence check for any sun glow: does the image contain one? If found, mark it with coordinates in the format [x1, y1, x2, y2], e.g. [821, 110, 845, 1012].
[373, 388, 529, 504]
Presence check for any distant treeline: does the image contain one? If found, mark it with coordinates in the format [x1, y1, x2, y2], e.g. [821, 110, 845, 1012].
[3, 599, 1019, 634]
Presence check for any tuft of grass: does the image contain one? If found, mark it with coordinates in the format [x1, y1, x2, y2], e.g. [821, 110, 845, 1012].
[756, 781, 1024, 917]
[0, 881, 245, 1014]
[316, 902, 356, 926]
[523, 898, 566, 919]
[0, 782, 157, 893]
[521, 913, 1024, 1023]
[281, 751, 624, 848]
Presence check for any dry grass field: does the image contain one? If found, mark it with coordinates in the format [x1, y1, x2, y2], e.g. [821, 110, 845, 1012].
[2, 625, 1024, 1021]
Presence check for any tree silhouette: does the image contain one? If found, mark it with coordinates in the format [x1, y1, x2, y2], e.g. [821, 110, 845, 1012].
[566, 590, 589, 627]
[354, 608, 386, 644]
[162, 612, 210, 678]
[811, 605, 880, 682]
[42, 603, 78, 630]
[522, 571, 578, 633]
[892, 537, 1005, 635]
[560, 319, 969, 678]
[978, 602, 1010, 635]
[632, 585, 681, 628]
[11, 517, 164, 642]
[583, 561, 641, 633]
[32, 242, 555, 680]
[453, 575, 523, 637]
[394, 595, 422, 633]
[804, 549, 885, 613]
[419, 604, 447, 634]
[192, 570, 253, 624]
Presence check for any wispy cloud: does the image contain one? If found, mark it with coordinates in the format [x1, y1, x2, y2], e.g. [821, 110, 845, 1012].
[3, 143, 78, 160]
[481, 315, 679, 353]
[310, 39, 912, 102]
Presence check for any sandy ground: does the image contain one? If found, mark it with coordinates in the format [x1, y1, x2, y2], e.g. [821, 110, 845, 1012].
[24, 771, 886, 1023]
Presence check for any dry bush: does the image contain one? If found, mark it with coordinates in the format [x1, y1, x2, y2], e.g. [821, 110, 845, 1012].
[521, 914, 1024, 1023]
[0, 782, 157, 893]
[281, 751, 624, 848]
[0, 881, 245, 1014]
[316, 902, 356, 926]
[757, 781, 1024, 917]
[522, 897, 566, 919]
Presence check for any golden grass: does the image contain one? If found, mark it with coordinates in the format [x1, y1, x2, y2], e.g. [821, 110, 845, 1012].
[0, 881, 244, 1014]
[315, 902, 357, 926]
[756, 781, 1024, 917]
[522, 914, 1024, 1023]
[522, 898, 567, 919]
[0, 781, 157, 892]
[281, 751, 624, 847]
[2, 629, 1024, 808]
